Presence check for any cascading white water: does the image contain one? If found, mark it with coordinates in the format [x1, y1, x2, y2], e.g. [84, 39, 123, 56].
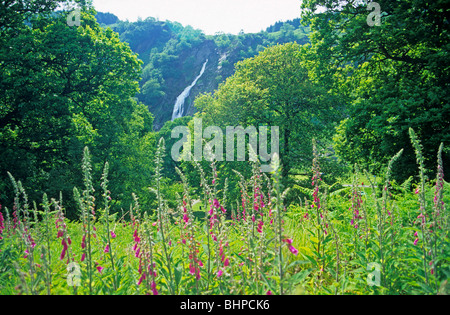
[171, 59, 208, 121]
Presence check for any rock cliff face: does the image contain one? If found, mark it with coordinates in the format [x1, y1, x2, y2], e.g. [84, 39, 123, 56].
[163, 40, 220, 125]
[107, 16, 310, 130]
[180, 41, 233, 119]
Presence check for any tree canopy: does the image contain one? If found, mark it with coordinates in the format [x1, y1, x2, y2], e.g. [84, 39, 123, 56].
[0, 2, 156, 218]
[195, 42, 345, 179]
[301, 0, 450, 181]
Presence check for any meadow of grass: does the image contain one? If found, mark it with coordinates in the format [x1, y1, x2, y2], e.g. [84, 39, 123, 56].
[0, 130, 448, 295]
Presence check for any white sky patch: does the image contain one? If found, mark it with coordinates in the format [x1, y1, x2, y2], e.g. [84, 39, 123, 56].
[91, 0, 302, 35]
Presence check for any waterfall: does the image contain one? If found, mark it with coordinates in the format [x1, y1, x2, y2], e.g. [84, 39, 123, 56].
[171, 59, 208, 121]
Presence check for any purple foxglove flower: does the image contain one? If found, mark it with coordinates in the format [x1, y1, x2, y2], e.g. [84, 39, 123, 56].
[288, 245, 298, 256]
[151, 281, 158, 295]
[60, 248, 66, 260]
[189, 263, 196, 275]
[137, 273, 146, 286]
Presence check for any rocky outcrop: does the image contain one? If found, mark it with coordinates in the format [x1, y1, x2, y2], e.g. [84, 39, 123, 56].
[151, 39, 237, 130]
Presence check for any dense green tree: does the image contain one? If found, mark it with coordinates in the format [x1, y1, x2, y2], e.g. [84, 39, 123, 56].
[0, 4, 155, 217]
[301, 0, 450, 180]
[1, 0, 68, 31]
[156, 116, 193, 181]
[194, 43, 345, 179]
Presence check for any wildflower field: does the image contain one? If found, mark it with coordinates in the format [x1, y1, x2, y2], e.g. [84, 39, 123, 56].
[0, 130, 449, 295]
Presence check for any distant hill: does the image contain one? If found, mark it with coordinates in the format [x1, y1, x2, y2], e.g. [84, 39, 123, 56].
[95, 13, 310, 130]
[95, 12, 119, 25]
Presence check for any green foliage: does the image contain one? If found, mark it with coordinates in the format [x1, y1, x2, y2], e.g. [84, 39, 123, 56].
[0, 3, 156, 218]
[109, 16, 310, 128]
[195, 42, 345, 179]
[95, 12, 119, 26]
[1, 0, 449, 297]
[301, 0, 450, 181]
[0, 132, 448, 295]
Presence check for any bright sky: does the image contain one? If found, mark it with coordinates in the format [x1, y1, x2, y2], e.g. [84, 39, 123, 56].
[91, 0, 302, 35]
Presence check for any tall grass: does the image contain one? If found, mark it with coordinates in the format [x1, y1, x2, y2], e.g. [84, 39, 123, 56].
[0, 132, 448, 295]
